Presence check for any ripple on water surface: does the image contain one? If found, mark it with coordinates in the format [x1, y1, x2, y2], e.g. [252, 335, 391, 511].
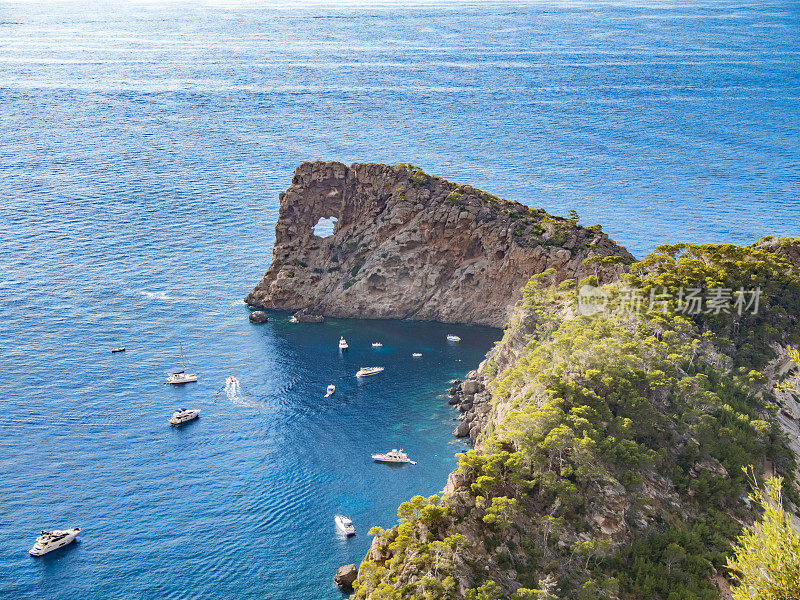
[2, 1, 800, 599]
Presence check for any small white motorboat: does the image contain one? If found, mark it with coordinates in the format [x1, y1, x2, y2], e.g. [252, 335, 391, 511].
[371, 449, 416, 465]
[356, 366, 384, 377]
[339, 337, 349, 350]
[169, 408, 201, 426]
[325, 384, 335, 397]
[334, 514, 355, 536]
[412, 353, 422, 358]
[29, 528, 80, 557]
[165, 343, 197, 384]
[289, 316, 299, 323]
[111, 346, 126, 353]
[446, 334, 461, 342]
[371, 342, 383, 348]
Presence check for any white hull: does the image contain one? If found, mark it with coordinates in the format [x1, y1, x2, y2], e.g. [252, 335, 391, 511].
[446, 335, 461, 342]
[356, 367, 384, 377]
[371, 449, 416, 465]
[371, 343, 382, 348]
[166, 372, 197, 385]
[169, 409, 201, 426]
[372, 455, 416, 465]
[334, 515, 355, 536]
[325, 385, 335, 398]
[412, 353, 422, 357]
[29, 528, 80, 556]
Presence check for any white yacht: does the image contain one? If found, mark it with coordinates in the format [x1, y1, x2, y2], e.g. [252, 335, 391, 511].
[165, 343, 197, 385]
[169, 408, 201, 426]
[29, 528, 80, 557]
[446, 334, 461, 342]
[412, 353, 422, 358]
[356, 366, 384, 377]
[339, 337, 349, 350]
[325, 384, 335, 397]
[289, 316, 298, 323]
[371, 342, 383, 348]
[371, 449, 416, 465]
[334, 514, 355, 536]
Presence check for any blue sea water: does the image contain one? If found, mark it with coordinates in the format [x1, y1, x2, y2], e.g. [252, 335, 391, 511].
[1, 1, 799, 598]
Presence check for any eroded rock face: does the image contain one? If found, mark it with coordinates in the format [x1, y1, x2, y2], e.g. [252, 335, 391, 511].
[334, 564, 358, 590]
[246, 161, 634, 327]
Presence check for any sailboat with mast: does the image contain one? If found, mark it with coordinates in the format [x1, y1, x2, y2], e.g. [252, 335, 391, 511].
[165, 342, 198, 385]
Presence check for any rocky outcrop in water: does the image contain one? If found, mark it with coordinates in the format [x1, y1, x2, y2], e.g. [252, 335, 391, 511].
[248, 310, 269, 323]
[334, 564, 358, 591]
[245, 161, 634, 327]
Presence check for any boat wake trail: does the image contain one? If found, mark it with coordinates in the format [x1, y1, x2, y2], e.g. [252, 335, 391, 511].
[140, 290, 175, 301]
[225, 376, 249, 407]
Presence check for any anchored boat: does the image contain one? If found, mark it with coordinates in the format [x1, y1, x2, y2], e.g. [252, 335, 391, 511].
[325, 384, 335, 397]
[356, 366, 384, 377]
[338, 336, 349, 350]
[371, 449, 416, 465]
[446, 334, 461, 342]
[29, 528, 80, 557]
[165, 343, 197, 385]
[169, 408, 201, 426]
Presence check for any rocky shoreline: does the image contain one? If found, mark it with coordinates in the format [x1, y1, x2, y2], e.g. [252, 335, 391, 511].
[448, 371, 492, 443]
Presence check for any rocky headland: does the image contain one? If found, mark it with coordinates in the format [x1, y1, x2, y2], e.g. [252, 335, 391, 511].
[352, 237, 800, 600]
[245, 161, 634, 327]
[245, 164, 800, 599]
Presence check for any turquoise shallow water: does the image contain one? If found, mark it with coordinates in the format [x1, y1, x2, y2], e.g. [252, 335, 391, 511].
[1, 1, 799, 598]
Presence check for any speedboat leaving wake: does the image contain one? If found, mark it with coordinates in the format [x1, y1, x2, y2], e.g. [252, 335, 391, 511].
[225, 376, 249, 406]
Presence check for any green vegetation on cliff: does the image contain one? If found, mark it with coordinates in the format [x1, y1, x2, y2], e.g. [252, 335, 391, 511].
[352, 238, 800, 600]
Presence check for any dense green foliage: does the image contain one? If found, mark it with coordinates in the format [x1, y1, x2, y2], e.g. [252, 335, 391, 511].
[626, 239, 800, 367]
[352, 240, 800, 600]
[727, 468, 800, 600]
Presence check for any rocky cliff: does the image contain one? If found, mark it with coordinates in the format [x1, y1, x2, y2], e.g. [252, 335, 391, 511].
[245, 161, 634, 327]
[351, 238, 800, 600]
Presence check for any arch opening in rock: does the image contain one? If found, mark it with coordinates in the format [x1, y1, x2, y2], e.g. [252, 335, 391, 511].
[313, 216, 338, 238]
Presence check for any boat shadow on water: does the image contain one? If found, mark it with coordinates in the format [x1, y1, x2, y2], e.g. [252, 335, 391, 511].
[375, 461, 411, 470]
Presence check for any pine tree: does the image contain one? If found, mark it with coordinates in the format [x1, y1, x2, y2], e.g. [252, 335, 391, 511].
[726, 467, 800, 600]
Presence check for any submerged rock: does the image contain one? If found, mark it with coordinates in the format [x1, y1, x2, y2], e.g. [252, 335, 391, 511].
[248, 311, 269, 323]
[245, 161, 633, 327]
[334, 564, 358, 590]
